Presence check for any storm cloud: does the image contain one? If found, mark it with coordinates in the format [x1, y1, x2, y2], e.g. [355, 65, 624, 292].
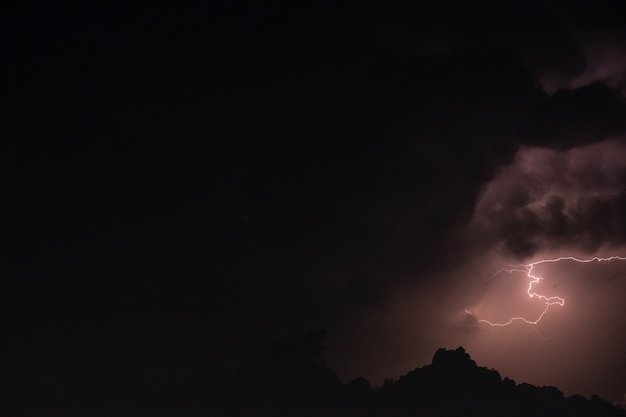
[6, 1, 626, 413]
[472, 139, 626, 259]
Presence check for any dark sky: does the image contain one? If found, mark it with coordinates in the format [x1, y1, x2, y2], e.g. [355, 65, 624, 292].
[3, 0, 626, 410]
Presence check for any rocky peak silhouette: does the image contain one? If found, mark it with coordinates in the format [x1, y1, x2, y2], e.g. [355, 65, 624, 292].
[431, 346, 476, 369]
[154, 335, 626, 417]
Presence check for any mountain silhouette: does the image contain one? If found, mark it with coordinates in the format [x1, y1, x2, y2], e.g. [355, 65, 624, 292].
[6, 330, 624, 416]
[154, 331, 626, 417]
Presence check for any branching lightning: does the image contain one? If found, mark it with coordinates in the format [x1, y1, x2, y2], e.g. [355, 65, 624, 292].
[466, 256, 626, 334]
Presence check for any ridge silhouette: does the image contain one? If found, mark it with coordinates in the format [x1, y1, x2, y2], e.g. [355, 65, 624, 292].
[7, 331, 622, 416]
[155, 331, 626, 417]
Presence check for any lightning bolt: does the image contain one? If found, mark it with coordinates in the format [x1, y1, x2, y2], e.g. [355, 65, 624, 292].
[466, 256, 626, 335]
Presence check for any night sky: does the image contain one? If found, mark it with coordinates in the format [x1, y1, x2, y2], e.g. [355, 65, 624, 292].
[3, 0, 626, 412]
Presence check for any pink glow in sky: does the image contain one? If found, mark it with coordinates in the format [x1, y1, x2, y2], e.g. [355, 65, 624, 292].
[328, 139, 626, 403]
[458, 140, 626, 401]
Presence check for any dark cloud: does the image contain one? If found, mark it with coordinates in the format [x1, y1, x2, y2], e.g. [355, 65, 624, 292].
[5, 0, 626, 411]
[527, 83, 626, 147]
[471, 140, 626, 259]
[360, 1, 626, 95]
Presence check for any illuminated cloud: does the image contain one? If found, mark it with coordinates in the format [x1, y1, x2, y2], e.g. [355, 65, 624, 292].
[471, 139, 626, 259]
[329, 139, 626, 403]
[451, 140, 626, 402]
